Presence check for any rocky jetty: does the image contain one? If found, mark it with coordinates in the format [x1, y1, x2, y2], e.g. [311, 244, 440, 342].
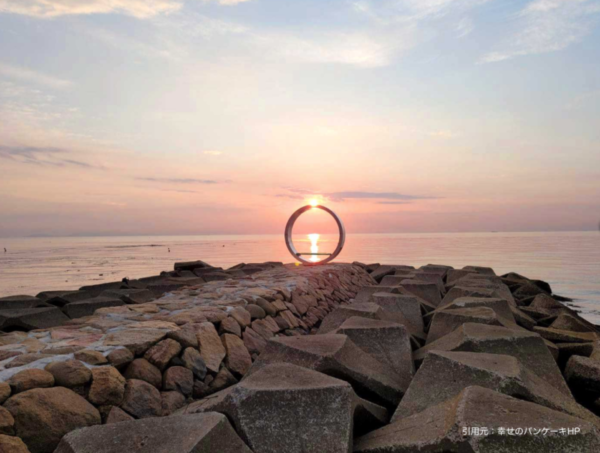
[0, 260, 599, 452]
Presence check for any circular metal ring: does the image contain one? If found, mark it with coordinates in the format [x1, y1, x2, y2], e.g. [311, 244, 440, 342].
[284, 205, 346, 265]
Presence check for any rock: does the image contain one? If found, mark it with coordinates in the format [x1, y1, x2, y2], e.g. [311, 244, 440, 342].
[370, 265, 396, 283]
[221, 333, 252, 377]
[565, 355, 600, 401]
[166, 324, 199, 349]
[370, 292, 424, 332]
[511, 305, 537, 330]
[551, 314, 596, 333]
[440, 286, 495, 307]
[218, 317, 241, 337]
[38, 291, 91, 308]
[54, 412, 251, 453]
[62, 297, 125, 319]
[208, 367, 238, 394]
[105, 406, 134, 425]
[0, 434, 30, 453]
[8, 369, 54, 394]
[0, 407, 15, 435]
[0, 307, 69, 331]
[254, 298, 277, 316]
[44, 360, 91, 388]
[354, 285, 401, 304]
[557, 343, 594, 369]
[248, 334, 405, 407]
[0, 383, 10, 405]
[399, 280, 442, 307]
[104, 329, 168, 356]
[445, 269, 477, 286]
[160, 391, 186, 416]
[333, 317, 413, 390]
[74, 350, 107, 366]
[162, 366, 193, 396]
[88, 366, 126, 406]
[143, 339, 182, 371]
[174, 260, 213, 271]
[462, 265, 496, 275]
[379, 275, 406, 286]
[356, 386, 600, 452]
[195, 322, 226, 373]
[426, 307, 506, 344]
[0, 295, 48, 310]
[78, 282, 127, 297]
[181, 347, 207, 380]
[181, 363, 353, 453]
[528, 294, 570, 317]
[436, 296, 516, 323]
[533, 326, 598, 343]
[100, 289, 155, 305]
[107, 348, 134, 369]
[243, 327, 267, 355]
[229, 307, 251, 328]
[414, 323, 571, 396]
[4, 387, 100, 453]
[453, 274, 515, 305]
[123, 359, 162, 389]
[245, 304, 266, 319]
[120, 379, 162, 419]
[392, 350, 599, 427]
[318, 303, 387, 334]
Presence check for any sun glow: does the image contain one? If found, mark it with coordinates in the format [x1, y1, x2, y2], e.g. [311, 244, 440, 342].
[309, 199, 319, 207]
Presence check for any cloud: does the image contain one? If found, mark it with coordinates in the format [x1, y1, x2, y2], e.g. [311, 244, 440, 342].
[203, 150, 223, 156]
[136, 177, 222, 184]
[456, 17, 474, 37]
[325, 191, 437, 201]
[0, 0, 252, 19]
[0, 63, 71, 89]
[0, 145, 100, 168]
[377, 201, 412, 205]
[480, 0, 600, 63]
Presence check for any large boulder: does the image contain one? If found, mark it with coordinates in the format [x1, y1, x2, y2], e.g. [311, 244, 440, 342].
[399, 281, 441, 308]
[0, 295, 49, 310]
[120, 379, 162, 419]
[195, 322, 226, 373]
[247, 334, 405, 407]
[414, 323, 571, 396]
[565, 355, 600, 401]
[88, 366, 126, 406]
[54, 412, 251, 453]
[426, 307, 508, 344]
[44, 360, 92, 389]
[8, 369, 54, 394]
[181, 363, 353, 452]
[0, 307, 69, 331]
[62, 297, 125, 319]
[333, 317, 413, 389]
[355, 386, 600, 452]
[392, 351, 599, 428]
[3, 387, 100, 453]
[370, 293, 424, 332]
[100, 288, 155, 304]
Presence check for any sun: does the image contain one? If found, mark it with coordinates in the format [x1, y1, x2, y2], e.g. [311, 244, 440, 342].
[309, 199, 319, 207]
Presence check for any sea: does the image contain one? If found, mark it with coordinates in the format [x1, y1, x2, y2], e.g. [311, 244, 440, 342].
[1, 232, 599, 323]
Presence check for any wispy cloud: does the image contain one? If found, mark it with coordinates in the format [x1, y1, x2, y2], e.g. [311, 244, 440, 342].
[481, 0, 600, 63]
[136, 177, 223, 184]
[0, 145, 100, 168]
[377, 201, 412, 205]
[0, 63, 71, 89]
[283, 188, 437, 202]
[0, 0, 252, 19]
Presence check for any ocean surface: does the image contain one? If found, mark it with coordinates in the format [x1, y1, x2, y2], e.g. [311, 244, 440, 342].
[1, 232, 599, 323]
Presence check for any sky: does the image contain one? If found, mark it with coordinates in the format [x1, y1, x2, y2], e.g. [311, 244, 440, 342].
[0, 0, 599, 237]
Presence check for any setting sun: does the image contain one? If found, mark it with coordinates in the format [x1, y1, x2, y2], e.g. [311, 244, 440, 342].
[309, 199, 319, 207]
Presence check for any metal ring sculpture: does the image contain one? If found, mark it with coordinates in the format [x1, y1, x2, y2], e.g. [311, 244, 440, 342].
[284, 204, 346, 265]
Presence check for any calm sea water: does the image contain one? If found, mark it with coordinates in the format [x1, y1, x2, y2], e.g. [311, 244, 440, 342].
[1, 232, 599, 323]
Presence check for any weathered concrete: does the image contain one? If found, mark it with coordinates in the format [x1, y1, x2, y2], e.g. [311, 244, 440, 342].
[355, 386, 600, 453]
[54, 412, 251, 453]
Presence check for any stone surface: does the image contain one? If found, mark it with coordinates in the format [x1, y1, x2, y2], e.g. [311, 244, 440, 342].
[248, 334, 405, 407]
[123, 359, 162, 389]
[0, 407, 14, 436]
[4, 387, 100, 453]
[8, 369, 54, 394]
[88, 366, 126, 406]
[0, 434, 30, 453]
[230, 307, 251, 328]
[62, 297, 125, 319]
[120, 379, 162, 419]
[104, 329, 168, 356]
[393, 351, 599, 428]
[181, 363, 353, 453]
[222, 333, 252, 376]
[73, 349, 107, 365]
[54, 412, 251, 453]
[144, 339, 182, 371]
[107, 348, 134, 369]
[355, 386, 600, 453]
[426, 306, 505, 344]
[160, 391, 186, 416]
[105, 406, 134, 425]
[0, 307, 69, 331]
[100, 289, 155, 305]
[181, 347, 207, 380]
[333, 317, 413, 390]
[166, 324, 199, 349]
[370, 292, 424, 332]
[44, 360, 91, 388]
[162, 366, 193, 396]
[533, 326, 597, 343]
[399, 281, 441, 308]
[0, 383, 10, 405]
[218, 317, 241, 337]
[195, 322, 226, 373]
[565, 355, 600, 401]
[414, 323, 571, 396]
[0, 295, 48, 310]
